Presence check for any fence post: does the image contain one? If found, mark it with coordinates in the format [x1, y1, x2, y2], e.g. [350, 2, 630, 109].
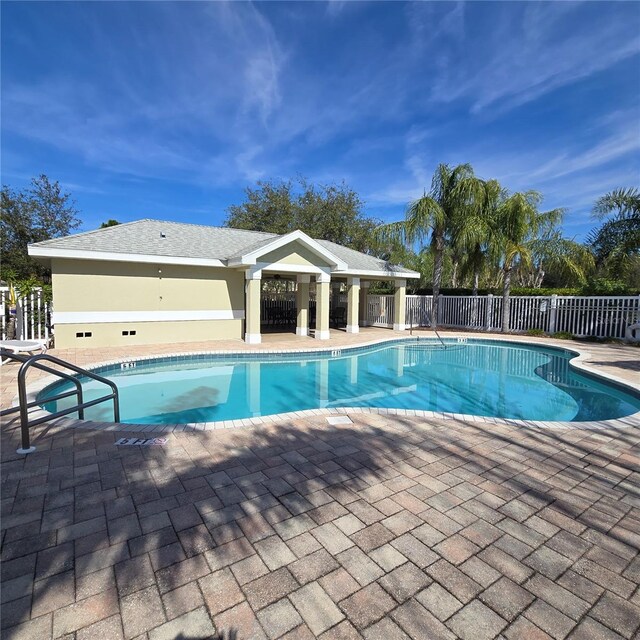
[548, 295, 558, 335]
[15, 299, 24, 340]
[485, 294, 493, 332]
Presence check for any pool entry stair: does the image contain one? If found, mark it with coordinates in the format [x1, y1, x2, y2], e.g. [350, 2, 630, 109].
[0, 350, 120, 455]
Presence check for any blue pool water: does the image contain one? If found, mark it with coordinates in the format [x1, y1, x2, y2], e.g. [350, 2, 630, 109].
[38, 339, 640, 424]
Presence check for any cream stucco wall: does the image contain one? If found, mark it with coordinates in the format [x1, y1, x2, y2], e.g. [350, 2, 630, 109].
[259, 243, 332, 268]
[51, 259, 244, 348]
[54, 320, 242, 348]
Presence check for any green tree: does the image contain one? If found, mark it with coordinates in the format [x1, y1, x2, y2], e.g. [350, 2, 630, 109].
[587, 187, 640, 281]
[224, 177, 379, 253]
[490, 191, 564, 332]
[377, 163, 484, 327]
[516, 232, 594, 288]
[455, 178, 505, 296]
[1, 175, 81, 280]
[100, 219, 120, 228]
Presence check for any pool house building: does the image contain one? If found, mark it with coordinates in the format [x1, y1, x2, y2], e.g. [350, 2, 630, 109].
[28, 219, 419, 349]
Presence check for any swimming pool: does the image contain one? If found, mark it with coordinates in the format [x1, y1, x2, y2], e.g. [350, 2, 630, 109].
[37, 339, 640, 425]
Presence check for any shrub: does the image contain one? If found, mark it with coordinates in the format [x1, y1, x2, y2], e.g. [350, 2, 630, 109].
[525, 328, 546, 337]
[579, 278, 637, 296]
[552, 331, 574, 340]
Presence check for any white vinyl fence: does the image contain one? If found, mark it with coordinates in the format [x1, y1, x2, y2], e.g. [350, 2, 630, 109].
[263, 290, 639, 339]
[0, 287, 52, 341]
[417, 294, 640, 339]
[5, 286, 636, 342]
[367, 295, 395, 327]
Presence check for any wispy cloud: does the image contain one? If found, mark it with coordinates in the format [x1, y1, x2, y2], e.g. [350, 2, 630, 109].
[1, 1, 638, 240]
[429, 3, 640, 115]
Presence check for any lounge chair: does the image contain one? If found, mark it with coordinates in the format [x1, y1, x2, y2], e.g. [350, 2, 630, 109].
[0, 340, 48, 365]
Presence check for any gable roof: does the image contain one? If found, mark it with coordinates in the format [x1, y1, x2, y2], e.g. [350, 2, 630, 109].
[227, 230, 348, 271]
[29, 219, 419, 278]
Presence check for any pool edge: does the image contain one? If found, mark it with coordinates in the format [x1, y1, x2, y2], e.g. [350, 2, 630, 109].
[14, 334, 640, 434]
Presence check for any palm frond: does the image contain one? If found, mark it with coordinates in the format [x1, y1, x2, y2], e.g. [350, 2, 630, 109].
[593, 187, 640, 220]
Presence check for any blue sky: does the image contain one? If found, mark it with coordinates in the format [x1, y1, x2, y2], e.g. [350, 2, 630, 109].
[2, 1, 639, 240]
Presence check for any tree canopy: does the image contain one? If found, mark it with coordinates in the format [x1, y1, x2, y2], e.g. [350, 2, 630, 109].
[587, 187, 640, 284]
[376, 163, 485, 326]
[224, 177, 380, 253]
[1, 175, 81, 280]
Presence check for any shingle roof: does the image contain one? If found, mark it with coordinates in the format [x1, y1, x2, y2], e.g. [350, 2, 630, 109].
[30, 219, 417, 277]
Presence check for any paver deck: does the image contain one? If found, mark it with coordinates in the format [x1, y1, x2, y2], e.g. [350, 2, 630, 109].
[1, 329, 639, 639]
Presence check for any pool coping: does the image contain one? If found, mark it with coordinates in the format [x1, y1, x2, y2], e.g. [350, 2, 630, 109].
[12, 334, 640, 434]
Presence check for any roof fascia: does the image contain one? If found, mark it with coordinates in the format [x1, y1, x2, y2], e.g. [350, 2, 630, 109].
[335, 268, 421, 279]
[227, 230, 348, 271]
[28, 246, 226, 268]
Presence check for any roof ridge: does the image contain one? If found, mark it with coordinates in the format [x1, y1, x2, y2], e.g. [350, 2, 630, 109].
[142, 219, 279, 237]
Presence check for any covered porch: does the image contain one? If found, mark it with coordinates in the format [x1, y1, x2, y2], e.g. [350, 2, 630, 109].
[257, 275, 409, 340]
[233, 230, 417, 345]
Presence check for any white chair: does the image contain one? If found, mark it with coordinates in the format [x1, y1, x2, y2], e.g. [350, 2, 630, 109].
[0, 340, 48, 364]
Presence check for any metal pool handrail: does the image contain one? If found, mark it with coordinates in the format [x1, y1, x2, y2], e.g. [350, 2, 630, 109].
[0, 350, 120, 455]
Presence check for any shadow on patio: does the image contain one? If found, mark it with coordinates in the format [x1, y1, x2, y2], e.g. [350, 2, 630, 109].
[1, 409, 639, 639]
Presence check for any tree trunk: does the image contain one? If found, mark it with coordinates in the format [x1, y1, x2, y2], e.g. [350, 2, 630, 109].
[451, 261, 459, 288]
[472, 272, 479, 297]
[501, 265, 512, 333]
[431, 237, 445, 329]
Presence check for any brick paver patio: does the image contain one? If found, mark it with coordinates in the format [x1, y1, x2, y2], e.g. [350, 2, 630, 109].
[1, 330, 639, 639]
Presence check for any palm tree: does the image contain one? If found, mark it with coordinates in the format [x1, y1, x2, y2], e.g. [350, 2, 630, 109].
[455, 179, 505, 296]
[377, 163, 484, 327]
[587, 187, 640, 278]
[490, 191, 564, 333]
[517, 232, 594, 288]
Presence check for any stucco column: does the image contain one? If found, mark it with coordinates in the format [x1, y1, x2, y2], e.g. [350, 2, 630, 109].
[296, 275, 310, 336]
[315, 273, 331, 340]
[393, 279, 406, 331]
[359, 280, 370, 327]
[245, 268, 262, 344]
[346, 277, 360, 334]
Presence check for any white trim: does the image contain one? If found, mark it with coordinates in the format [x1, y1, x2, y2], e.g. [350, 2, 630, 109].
[53, 310, 245, 324]
[346, 324, 359, 334]
[257, 262, 328, 276]
[245, 267, 263, 280]
[393, 323, 406, 331]
[244, 333, 262, 344]
[316, 272, 331, 284]
[296, 327, 308, 336]
[338, 268, 420, 278]
[29, 245, 420, 279]
[28, 246, 226, 268]
[227, 230, 348, 270]
[315, 330, 331, 340]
